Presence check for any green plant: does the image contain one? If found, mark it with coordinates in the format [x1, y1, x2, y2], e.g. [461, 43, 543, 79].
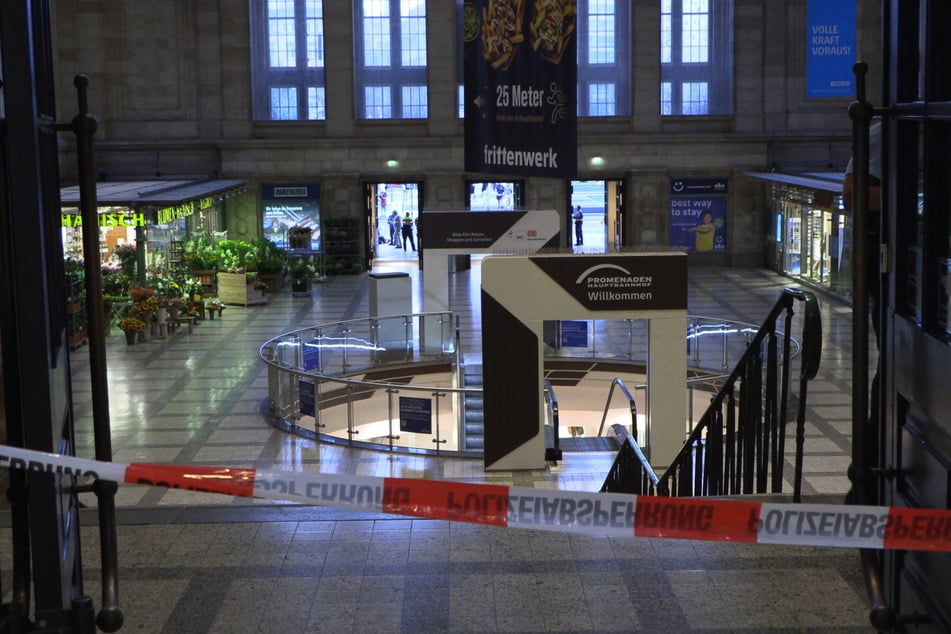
[289, 256, 317, 284]
[254, 237, 286, 274]
[179, 276, 203, 299]
[183, 236, 219, 271]
[215, 239, 259, 272]
[113, 243, 138, 277]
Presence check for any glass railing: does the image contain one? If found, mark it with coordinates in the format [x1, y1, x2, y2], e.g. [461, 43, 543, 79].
[260, 312, 800, 457]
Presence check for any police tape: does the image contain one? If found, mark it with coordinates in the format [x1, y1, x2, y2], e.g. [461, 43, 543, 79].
[3, 444, 951, 552]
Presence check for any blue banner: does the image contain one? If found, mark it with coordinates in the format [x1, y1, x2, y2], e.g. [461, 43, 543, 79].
[464, 1, 577, 178]
[399, 396, 432, 434]
[669, 178, 728, 253]
[806, 0, 856, 98]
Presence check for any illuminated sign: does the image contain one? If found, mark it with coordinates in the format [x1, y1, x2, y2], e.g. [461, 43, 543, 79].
[61, 212, 147, 228]
[156, 202, 196, 225]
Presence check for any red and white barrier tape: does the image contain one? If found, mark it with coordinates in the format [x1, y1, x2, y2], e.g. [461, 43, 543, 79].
[2, 444, 950, 552]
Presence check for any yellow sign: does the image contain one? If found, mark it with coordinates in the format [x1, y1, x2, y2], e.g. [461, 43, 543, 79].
[61, 212, 146, 228]
[156, 202, 196, 225]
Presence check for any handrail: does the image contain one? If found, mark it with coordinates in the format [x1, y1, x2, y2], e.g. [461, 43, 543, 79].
[261, 308, 806, 457]
[655, 288, 821, 502]
[601, 424, 665, 496]
[596, 377, 639, 444]
[543, 380, 562, 461]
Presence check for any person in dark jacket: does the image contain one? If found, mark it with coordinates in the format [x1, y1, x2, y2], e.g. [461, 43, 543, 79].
[401, 213, 416, 251]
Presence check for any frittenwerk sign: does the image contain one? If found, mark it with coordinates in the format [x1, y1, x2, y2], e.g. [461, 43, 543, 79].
[805, 0, 856, 98]
[463, 0, 577, 179]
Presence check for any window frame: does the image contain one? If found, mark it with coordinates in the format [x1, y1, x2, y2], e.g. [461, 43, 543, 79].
[353, 0, 429, 120]
[576, 0, 632, 117]
[660, 0, 733, 116]
[250, 0, 327, 122]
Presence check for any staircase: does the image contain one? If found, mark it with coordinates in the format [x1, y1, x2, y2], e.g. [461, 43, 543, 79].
[462, 363, 484, 451]
[601, 288, 822, 502]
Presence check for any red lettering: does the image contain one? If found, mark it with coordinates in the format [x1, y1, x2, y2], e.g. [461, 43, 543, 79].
[381, 478, 508, 527]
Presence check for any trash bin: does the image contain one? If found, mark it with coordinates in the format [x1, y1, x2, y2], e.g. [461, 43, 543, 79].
[369, 272, 412, 362]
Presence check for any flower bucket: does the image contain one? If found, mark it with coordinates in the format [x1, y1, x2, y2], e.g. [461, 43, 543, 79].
[124, 330, 136, 345]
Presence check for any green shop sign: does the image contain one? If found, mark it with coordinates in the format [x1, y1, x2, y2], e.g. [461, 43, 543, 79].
[61, 212, 146, 228]
[156, 196, 214, 225]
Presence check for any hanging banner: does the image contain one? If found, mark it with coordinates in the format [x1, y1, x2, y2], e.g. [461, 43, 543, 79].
[668, 178, 728, 253]
[463, 0, 578, 179]
[805, 0, 856, 98]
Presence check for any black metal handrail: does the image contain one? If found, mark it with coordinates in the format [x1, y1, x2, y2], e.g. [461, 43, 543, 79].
[543, 380, 562, 462]
[601, 424, 665, 496]
[656, 287, 821, 502]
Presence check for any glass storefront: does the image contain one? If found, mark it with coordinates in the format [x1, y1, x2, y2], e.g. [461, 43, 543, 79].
[753, 173, 850, 299]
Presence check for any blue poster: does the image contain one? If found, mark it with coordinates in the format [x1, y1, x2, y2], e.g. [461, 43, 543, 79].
[561, 321, 588, 348]
[399, 396, 432, 434]
[669, 178, 728, 253]
[806, 0, 856, 98]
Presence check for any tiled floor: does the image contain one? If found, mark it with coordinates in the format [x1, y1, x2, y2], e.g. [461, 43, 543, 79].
[3, 262, 875, 632]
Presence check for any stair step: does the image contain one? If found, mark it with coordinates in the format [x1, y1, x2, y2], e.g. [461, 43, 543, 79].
[465, 421, 484, 434]
[465, 411, 484, 423]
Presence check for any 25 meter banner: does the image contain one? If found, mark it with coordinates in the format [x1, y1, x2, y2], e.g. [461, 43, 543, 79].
[464, 0, 578, 179]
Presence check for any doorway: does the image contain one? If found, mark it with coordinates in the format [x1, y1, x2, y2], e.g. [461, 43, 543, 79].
[365, 182, 422, 263]
[569, 180, 625, 252]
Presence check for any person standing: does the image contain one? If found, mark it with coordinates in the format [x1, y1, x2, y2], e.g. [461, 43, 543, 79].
[387, 210, 400, 246]
[401, 213, 416, 251]
[572, 205, 584, 245]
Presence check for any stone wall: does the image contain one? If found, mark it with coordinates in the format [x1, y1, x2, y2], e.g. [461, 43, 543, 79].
[51, 0, 882, 264]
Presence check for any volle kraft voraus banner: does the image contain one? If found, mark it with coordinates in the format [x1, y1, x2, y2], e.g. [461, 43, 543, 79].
[464, 0, 578, 179]
[4, 444, 951, 552]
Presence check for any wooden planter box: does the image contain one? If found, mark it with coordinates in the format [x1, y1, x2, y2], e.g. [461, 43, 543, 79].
[217, 272, 267, 306]
[257, 271, 284, 292]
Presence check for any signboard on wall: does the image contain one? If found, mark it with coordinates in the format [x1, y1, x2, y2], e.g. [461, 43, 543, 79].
[261, 183, 321, 250]
[668, 178, 728, 253]
[463, 1, 577, 179]
[805, 0, 856, 98]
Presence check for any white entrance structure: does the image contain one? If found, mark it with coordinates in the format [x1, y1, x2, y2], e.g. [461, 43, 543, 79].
[480, 253, 688, 471]
[419, 209, 561, 350]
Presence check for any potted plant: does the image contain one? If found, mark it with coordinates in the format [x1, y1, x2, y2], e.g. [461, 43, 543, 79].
[289, 256, 317, 296]
[117, 317, 145, 345]
[254, 237, 286, 291]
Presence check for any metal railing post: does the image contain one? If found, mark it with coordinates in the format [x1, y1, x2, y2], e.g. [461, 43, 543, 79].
[386, 388, 399, 451]
[432, 392, 447, 452]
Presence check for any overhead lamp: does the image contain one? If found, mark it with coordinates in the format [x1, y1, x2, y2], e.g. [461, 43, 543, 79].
[590, 156, 605, 167]
[385, 159, 400, 169]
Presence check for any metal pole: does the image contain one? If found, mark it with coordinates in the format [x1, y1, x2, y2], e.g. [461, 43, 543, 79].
[849, 62, 872, 506]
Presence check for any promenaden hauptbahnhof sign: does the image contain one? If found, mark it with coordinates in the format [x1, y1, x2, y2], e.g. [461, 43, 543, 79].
[464, 0, 578, 179]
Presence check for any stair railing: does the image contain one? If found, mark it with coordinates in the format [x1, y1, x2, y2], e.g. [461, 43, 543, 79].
[601, 424, 665, 496]
[596, 378, 641, 454]
[543, 380, 562, 462]
[656, 288, 821, 502]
